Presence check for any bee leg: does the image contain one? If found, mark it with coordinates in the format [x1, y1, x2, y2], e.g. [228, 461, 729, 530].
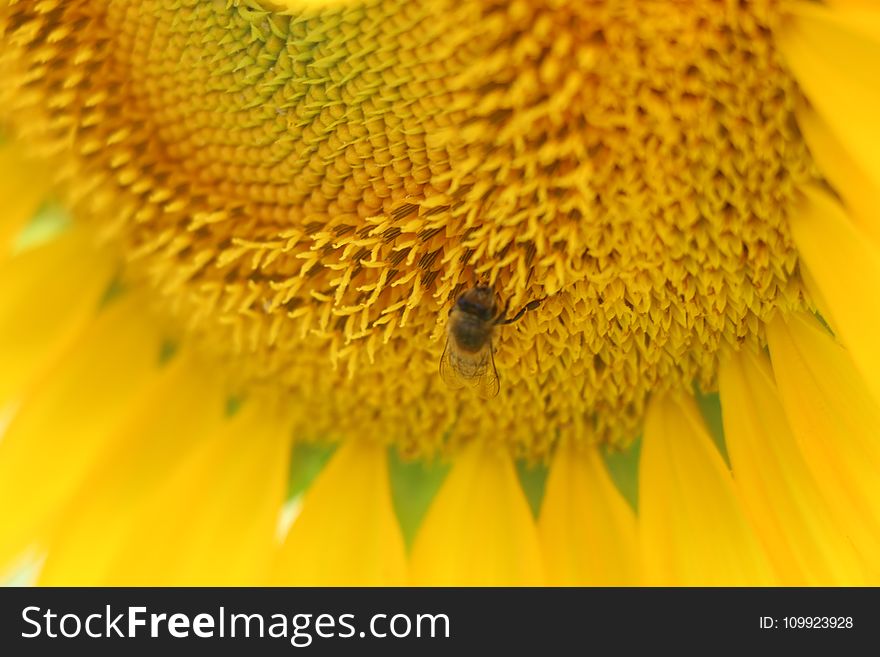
[495, 297, 544, 325]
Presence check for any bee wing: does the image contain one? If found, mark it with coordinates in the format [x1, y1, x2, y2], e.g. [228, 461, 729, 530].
[475, 342, 500, 399]
[439, 337, 466, 390]
[440, 336, 500, 398]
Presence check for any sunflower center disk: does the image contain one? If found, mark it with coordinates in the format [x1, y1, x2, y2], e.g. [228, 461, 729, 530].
[0, 0, 817, 457]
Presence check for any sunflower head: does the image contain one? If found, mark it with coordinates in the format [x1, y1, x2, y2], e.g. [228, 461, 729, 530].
[0, 0, 824, 460]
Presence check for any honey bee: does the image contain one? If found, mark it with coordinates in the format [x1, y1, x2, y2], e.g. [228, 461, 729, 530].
[440, 285, 542, 399]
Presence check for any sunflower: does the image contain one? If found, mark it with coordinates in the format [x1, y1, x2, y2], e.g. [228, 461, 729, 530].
[1, 0, 879, 587]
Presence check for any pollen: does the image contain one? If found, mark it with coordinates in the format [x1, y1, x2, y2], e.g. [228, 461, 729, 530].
[0, 0, 819, 458]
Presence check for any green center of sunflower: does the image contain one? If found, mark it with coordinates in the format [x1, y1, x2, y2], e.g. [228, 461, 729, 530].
[0, 0, 819, 457]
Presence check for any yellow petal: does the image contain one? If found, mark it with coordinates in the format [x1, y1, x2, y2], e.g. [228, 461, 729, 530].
[797, 261, 833, 333]
[271, 439, 406, 586]
[0, 227, 115, 407]
[0, 144, 51, 255]
[766, 312, 880, 578]
[640, 393, 776, 586]
[103, 404, 289, 586]
[788, 185, 880, 405]
[777, 3, 880, 190]
[0, 293, 164, 575]
[36, 355, 232, 585]
[409, 442, 544, 586]
[795, 106, 880, 247]
[538, 439, 639, 585]
[825, 1, 878, 8]
[719, 347, 870, 584]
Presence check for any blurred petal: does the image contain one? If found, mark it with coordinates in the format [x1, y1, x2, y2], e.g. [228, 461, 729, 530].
[538, 439, 639, 585]
[36, 355, 230, 585]
[640, 393, 775, 585]
[795, 106, 880, 246]
[0, 144, 51, 255]
[777, 2, 880, 189]
[788, 185, 880, 405]
[101, 402, 289, 585]
[272, 439, 406, 586]
[410, 442, 544, 586]
[767, 312, 880, 579]
[0, 293, 164, 575]
[719, 348, 870, 584]
[0, 227, 114, 407]
[825, 1, 877, 8]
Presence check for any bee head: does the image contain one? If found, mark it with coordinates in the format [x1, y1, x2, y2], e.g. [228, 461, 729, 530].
[456, 285, 497, 321]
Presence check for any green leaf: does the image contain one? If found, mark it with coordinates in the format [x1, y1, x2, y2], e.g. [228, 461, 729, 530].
[389, 448, 450, 551]
[603, 436, 641, 511]
[287, 441, 336, 499]
[694, 387, 729, 466]
[515, 460, 548, 519]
